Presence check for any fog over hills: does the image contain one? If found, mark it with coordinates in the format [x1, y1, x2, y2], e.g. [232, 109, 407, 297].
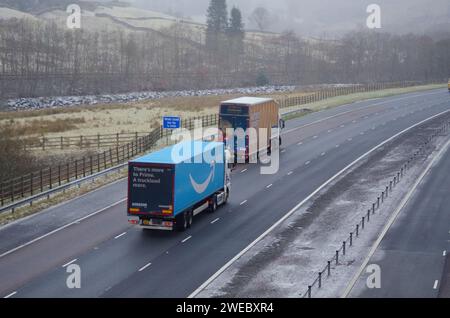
[131, 0, 450, 37]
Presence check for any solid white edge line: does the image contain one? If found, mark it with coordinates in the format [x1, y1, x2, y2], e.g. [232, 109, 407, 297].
[188, 108, 450, 299]
[4, 291, 17, 299]
[341, 136, 450, 298]
[139, 262, 152, 272]
[62, 258, 78, 268]
[0, 198, 127, 259]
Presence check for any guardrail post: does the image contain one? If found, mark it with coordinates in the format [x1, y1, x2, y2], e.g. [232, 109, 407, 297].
[49, 167, 52, 190]
[350, 232, 353, 246]
[362, 217, 365, 229]
[377, 197, 380, 209]
[318, 272, 322, 288]
[21, 176, 24, 197]
[336, 250, 339, 265]
[367, 209, 370, 222]
[40, 169, 43, 192]
[390, 181, 393, 192]
[308, 286, 312, 298]
[10, 181, 14, 203]
[386, 186, 389, 198]
[382, 191, 384, 202]
[83, 157, 86, 177]
[75, 160, 78, 179]
[58, 165, 61, 186]
[327, 261, 331, 276]
[356, 224, 359, 237]
[90, 156, 93, 175]
[67, 162, 70, 182]
[372, 203, 376, 215]
[343, 241, 346, 255]
[0, 182, 3, 206]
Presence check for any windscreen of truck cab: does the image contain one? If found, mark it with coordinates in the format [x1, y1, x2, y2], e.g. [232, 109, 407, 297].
[128, 164, 174, 215]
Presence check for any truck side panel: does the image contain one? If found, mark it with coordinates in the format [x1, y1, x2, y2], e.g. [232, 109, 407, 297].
[249, 101, 279, 151]
[173, 144, 225, 216]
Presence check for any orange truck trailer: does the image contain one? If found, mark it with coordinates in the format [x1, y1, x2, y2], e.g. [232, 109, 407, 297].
[218, 97, 285, 163]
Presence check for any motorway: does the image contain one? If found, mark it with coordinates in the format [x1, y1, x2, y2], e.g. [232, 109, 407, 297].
[347, 136, 450, 298]
[0, 88, 449, 298]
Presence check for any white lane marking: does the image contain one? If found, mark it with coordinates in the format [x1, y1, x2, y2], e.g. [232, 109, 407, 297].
[0, 199, 127, 259]
[282, 90, 442, 136]
[321, 152, 326, 156]
[240, 169, 247, 173]
[336, 144, 340, 148]
[443, 251, 447, 257]
[313, 136, 318, 139]
[342, 135, 450, 298]
[62, 258, 78, 268]
[266, 184, 273, 189]
[328, 130, 333, 133]
[287, 171, 293, 176]
[182, 236, 192, 243]
[433, 280, 439, 290]
[211, 218, 220, 224]
[348, 138, 353, 141]
[305, 161, 311, 166]
[240, 200, 248, 206]
[4, 291, 17, 299]
[340, 125, 345, 128]
[297, 142, 303, 146]
[360, 132, 365, 135]
[189, 108, 450, 299]
[114, 232, 127, 240]
[138, 262, 152, 272]
[281, 149, 286, 153]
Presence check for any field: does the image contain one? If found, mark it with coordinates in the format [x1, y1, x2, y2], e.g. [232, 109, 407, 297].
[0, 91, 307, 141]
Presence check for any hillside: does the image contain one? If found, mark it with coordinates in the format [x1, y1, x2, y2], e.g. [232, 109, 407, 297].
[0, 1, 277, 45]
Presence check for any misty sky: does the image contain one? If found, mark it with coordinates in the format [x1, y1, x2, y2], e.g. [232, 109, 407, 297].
[130, 0, 450, 36]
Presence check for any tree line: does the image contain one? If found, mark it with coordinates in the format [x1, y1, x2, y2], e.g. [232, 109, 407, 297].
[0, 0, 449, 100]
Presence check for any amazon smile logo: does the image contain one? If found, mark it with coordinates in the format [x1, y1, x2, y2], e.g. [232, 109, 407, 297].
[190, 162, 216, 194]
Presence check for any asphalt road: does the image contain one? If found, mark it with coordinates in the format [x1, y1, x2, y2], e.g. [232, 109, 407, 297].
[0, 89, 449, 298]
[348, 135, 450, 298]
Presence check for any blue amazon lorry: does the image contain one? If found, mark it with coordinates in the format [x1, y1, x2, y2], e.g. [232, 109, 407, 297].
[127, 141, 232, 231]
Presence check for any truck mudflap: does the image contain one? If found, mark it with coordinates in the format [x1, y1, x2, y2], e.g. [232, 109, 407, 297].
[128, 216, 174, 231]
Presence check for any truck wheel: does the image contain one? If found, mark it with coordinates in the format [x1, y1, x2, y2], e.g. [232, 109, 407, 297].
[176, 212, 188, 232]
[209, 196, 218, 213]
[187, 210, 193, 228]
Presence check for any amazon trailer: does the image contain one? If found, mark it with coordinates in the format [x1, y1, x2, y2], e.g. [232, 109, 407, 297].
[219, 97, 285, 163]
[127, 141, 231, 231]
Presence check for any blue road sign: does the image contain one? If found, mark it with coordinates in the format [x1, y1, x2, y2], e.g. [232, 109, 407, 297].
[163, 116, 181, 129]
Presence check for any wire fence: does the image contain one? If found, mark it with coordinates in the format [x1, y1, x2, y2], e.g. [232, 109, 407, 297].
[277, 80, 440, 109]
[301, 119, 450, 298]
